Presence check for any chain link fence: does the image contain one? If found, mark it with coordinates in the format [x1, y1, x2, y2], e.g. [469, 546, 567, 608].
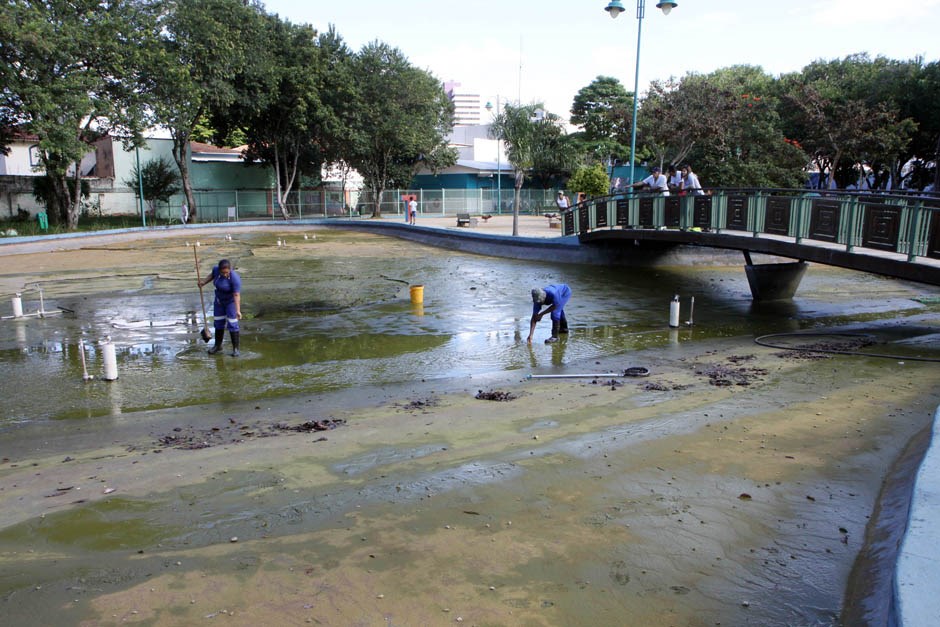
[355, 188, 561, 218]
[3, 183, 563, 225]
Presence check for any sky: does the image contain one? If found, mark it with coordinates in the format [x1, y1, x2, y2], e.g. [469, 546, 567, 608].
[262, 0, 940, 125]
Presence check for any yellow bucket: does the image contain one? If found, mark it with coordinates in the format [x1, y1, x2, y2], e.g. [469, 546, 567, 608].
[409, 284, 424, 304]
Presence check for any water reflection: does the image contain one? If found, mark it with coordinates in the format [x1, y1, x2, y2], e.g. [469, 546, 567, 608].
[0, 230, 938, 426]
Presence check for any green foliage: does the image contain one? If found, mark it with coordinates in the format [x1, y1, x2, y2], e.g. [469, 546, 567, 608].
[639, 67, 808, 188]
[1, 0, 156, 229]
[123, 156, 182, 215]
[570, 76, 633, 156]
[566, 164, 610, 197]
[777, 54, 920, 188]
[343, 42, 456, 218]
[221, 20, 353, 218]
[143, 0, 266, 220]
[489, 103, 569, 234]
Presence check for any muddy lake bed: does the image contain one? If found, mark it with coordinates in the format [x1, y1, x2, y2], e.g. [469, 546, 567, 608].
[1, 227, 939, 625]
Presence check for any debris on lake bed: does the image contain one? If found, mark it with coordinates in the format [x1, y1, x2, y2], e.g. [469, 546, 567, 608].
[475, 390, 518, 402]
[396, 397, 440, 412]
[152, 417, 346, 450]
[276, 418, 346, 432]
[696, 356, 769, 387]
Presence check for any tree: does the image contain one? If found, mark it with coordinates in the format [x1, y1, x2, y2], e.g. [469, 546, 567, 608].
[0, 0, 154, 229]
[570, 76, 632, 159]
[566, 164, 610, 198]
[214, 17, 343, 219]
[490, 103, 567, 236]
[141, 0, 265, 222]
[343, 42, 456, 218]
[639, 67, 807, 188]
[778, 55, 916, 189]
[123, 156, 182, 217]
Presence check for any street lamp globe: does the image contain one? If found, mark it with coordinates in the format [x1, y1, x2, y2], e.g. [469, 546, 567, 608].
[656, 1, 678, 15]
[604, 0, 626, 18]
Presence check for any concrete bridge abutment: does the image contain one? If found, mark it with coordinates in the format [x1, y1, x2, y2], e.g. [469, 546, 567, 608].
[743, 251, 807, 301]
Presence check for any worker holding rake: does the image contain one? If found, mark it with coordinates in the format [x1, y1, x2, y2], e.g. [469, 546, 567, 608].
[199, 259, 242, 356]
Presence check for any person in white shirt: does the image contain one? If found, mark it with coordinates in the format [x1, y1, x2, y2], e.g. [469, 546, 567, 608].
[628, 166, 670, 195]
[667, 165, 682, 194]
[679, 164, 705, 195]
[555, 190, 570, 210]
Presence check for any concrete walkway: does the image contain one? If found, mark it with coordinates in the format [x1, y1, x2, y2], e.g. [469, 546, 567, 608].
[896, 406, 940, 626]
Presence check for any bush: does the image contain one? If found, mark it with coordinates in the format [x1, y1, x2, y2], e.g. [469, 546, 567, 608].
[566, 164, 610, 198]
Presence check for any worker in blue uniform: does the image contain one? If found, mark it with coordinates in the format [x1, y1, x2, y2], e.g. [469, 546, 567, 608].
[528, 284, 571, 344]
[199, 258, 242, 356]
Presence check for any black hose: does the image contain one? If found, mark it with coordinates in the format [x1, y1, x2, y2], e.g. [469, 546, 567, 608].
[754, 332, 940, 363]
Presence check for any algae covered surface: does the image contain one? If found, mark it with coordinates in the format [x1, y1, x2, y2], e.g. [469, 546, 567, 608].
[1, 226, 939, 626]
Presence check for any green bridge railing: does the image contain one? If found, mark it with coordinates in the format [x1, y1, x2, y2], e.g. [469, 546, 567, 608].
[562, 189, 940, 263]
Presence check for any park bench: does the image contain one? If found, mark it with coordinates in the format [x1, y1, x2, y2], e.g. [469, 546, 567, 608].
[457, 213, 477, 227]
[544, 212, 561, 229]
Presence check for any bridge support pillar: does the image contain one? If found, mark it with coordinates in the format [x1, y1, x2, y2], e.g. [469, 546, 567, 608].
[743, 251, 807, 301]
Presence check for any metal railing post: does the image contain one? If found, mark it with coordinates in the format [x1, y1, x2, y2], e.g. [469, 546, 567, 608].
[906, 201, 924, 261]
[845, 195, 859, 253]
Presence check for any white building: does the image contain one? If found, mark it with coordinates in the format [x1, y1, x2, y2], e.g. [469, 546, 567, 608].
[445, 81, 483, 126]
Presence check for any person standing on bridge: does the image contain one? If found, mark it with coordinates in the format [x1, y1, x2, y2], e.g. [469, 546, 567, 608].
[679, 163, 705, 195]
[628, 166, 670, 195]
[528, 284, 571, 344]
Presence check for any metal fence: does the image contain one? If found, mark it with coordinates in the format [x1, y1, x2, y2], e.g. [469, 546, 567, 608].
[354, 188, 562, 218]
[4, 186, 564, 223]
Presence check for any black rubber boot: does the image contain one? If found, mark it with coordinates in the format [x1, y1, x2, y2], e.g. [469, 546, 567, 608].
[559, 313, 569, 334]
[230, 331, 240, 357]
[545, 320, 560, 344]
[208, 330, 224, 354]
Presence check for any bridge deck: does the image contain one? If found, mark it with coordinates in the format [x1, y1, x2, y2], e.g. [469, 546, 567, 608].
[566, 190, 940, 286]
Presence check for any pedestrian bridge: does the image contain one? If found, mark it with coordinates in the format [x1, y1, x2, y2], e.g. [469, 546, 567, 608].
[562, 189, 940, 299]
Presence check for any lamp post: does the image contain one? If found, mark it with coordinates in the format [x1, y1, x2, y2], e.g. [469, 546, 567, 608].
[485, 97, 502, 214]
[604, 0, 677, 190]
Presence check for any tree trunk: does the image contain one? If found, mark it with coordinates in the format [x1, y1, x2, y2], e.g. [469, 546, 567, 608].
[273, 142, 297, 220]
[370, 184, 384, 218]
[172, 134, 197, 222]
[66, 166, 82, 230]
[512, 169, 524, 237]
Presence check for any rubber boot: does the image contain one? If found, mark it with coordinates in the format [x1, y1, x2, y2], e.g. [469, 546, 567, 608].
[230, 331, 240, 357]
[208, 330, 224, 354]
[559, 313, 569, 334]
[545, 320, 560, 344]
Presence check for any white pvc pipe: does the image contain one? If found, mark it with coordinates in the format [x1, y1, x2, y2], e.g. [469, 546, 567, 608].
[669, 295, 680, 328]
[527, 373, 623, 379]
[101, 339, 118, 381]
[12, 293, 23, 318]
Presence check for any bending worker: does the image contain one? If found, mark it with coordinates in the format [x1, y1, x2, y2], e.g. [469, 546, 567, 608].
[199, 258, 242, 356]
[528, 284, 571, 344]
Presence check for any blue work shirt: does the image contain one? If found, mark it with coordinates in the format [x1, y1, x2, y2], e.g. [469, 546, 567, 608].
[533, 284, 571, 321]
[211, 267, 241, 304]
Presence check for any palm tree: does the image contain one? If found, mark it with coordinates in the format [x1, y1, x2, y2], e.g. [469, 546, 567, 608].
[489, 103, 566, 236]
